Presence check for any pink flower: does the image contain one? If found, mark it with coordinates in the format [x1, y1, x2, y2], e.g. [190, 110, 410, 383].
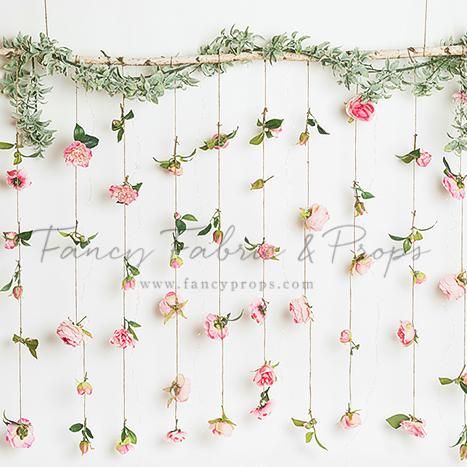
[249, 298, 267, 324]
[397, 320, 417, 347]
[442, 175, 465, 200]
[289, 296, 312, 324]
[164, 374, 191, 405]
[253, 363, 277, 387]
[270, 127, 282, 137]
[345, 96, 375, 122]
[204, 313, 228, 340]
[462, 373, 467, 385]
[76, 380, 93, 396]
[109, 184, 139, 205]
[168, 165, 183, 176]
[6, 169, 31, 190]
[63, 141, 93, 168]
[109, 328, 135, 349]
[166, 429, 187, 443]
[454, 92, 467, 104]
[56, 319, 84, 347]
[400, 419, 426, 438]
[439, 274, 465, 300]
[170, 255, 183, 269]
[303, 204, 330, 231]
[258, 243, 279, 260]
[212, 133, 229, 150]
[416, 151, 431, 168]
[159, 291, 186, 321]
[116, 440, 134, 454]
[412, 270, 426, 285]
[122, 277, 136, 290]
[339, 329, 352, 344]
[250, 400, 273, 420]
[3, 232, 18, 249]
[5, 418, 35, 448]
[209, 421, 233, 437]
[213, 229, 223, 245]
[339, 411, 361, 429]
[79, 440, 91, 455]
[12, 285, 23, 300]
[351, 253, 373, 275]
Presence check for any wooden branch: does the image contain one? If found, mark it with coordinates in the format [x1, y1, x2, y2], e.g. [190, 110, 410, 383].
[0, 44, 464, 66]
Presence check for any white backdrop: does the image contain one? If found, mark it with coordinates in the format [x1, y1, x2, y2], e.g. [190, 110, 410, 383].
[1, 0, 467, 466]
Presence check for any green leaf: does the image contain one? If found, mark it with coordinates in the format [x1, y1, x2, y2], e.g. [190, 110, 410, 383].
[176, 219, 186, 235]
[0, 142, 14, 149]
[69, 423, 84, 433]
[1, 279, 13, 292]
[460, 382, 467, 394]
[19, 231, 32, 241]
[386, 414, 410, 429]
[316, 125, 329, 135]
[265, 118, 283, 129]
[73, 124, 85, 142]
[127, 320, 141, 328]
[124, 110, 134, 121]
[126, 428, 137, 444]
[198, 224, 212, 236]
[438, 377, 453, 385]
[82, 135, 99, 149]
[388, 234, 405, 241]
[25, 338, 39, 359]
[361, 191, 374, 200]
[85, 427, 94, 439]
[182, 214, 198, 222]
[314, 432, 327, 450]
[249, 132, 264, 145]
[305, 431, 313, 443]
[403, 238, 412, 253]
[291, 418, 305, 427]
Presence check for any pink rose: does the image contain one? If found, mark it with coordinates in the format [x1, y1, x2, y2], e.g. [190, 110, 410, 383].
[462, 373, 467, 385]
[339, 329, 352, 344]
[304, 204, 330, 231]
[109, 328, 135, 349]
[397, 320, 417, 347]
[56, 319, 84, 347]
[442, 175, 465, 200]
[6, 169, 31, 190]
[209, 421, 233, 437]
[351, 253, 373, 275]
[345, 96, 375, 122]
[204, 313, 228, 340]
[213, 229, 223, 245]
[79, 440, 91, 455]
[116, 440, 134, 454]
[76, 380, 93, 396]
[249, 298, 267, 324]
[166, 429, 187, 443]
[439, 274, 465, 300]
[400, 419, 426, 438]
[12, 285, 23, 300]
[253, 363, 277, 387]
[289, 296, 312, 324]
[3, 231, 18, 249]
[413, 270, 426, 285]
[250, 400, 273, 420]
[159, 291, 183, 318]
[109, 184, 139, 205]
[122, 277, 136, 290]
[416, 151, 431, 168]
[63, 141, 93, 168]
[339, 411, 361, 429]
[170, 255, 183, 269]
[258, 243, 279, 260]
[168, 374, 191, 403]
[454, 92, 467, 104]
[5, 418, 35, 448]
[168, 165, 183, 176]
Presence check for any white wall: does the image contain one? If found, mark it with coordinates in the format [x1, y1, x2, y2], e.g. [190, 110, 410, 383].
[1, 1, 466, 466]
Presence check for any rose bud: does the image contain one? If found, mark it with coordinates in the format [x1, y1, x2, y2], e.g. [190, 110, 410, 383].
[76, 380, 93, 396]
[170, 255, 184, 269]
[298, 131, 309, 145]
[79, 440, 91, 455]
[213, 229, 223, 245]
[174, 212, 181, 220]
[122, 277, 136, 291]
[354, 200, 366, 217]
[12, 285, 23, 300]
[460, 444, 467, 460]
[413, 270, 426, 285]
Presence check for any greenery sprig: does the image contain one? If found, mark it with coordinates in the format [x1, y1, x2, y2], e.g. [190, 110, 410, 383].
[69, 419, 94, 454]
[12, 334, 38, 359]
[388, 214, 435, 254]
[291, 412, 327, 449]
[298, 110, 329, 144]
[59, 222, 97, 249]
[249, 108, 283, 145]
[112, 104, 134, 142]
[352, 180, 374, 216]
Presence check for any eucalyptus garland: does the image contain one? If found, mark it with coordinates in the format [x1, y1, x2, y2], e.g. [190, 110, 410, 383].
[1, 27, 466, 158]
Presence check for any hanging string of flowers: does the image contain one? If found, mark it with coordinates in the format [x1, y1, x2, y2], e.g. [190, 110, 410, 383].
[108, 83, 141, 455]
[290, 62, 329, 448]
[1, 62, 37, 450]
[158, 87, 195, 445]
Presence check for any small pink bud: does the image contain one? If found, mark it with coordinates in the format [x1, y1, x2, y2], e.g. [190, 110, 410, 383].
[122, 277, 136, 291]
[79, 440, 91, 455]
[170, 255, 184, 269]
[339, 329, 352, 344]
[12, 285, 23, 300]
[76, 380, 93, 396]
[413, 270, 426, 285]
[213, 229, 223, 245]
[174, 212, 181, 220]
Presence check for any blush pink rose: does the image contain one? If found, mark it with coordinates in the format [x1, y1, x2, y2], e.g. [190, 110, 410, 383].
[76, 380, 93, 396]
[304, 204, 330, 231]
[109, 328, 135, 349]
[400, 419, 426, 438]
[5, 418, 35, 448]
[4, 232, 18, 249]
[209, 421, 233, 437]
[250, 400, 273, 420]
[168, 165, 183, 176]
[116, 440, 134, 454]
[6, 169, 31, 190]
[289, 296, 312, 324]
[442, 175, 465, 200]
[439, 274, 465, 300]
[339, 412, 361, 429]
[12, 285, 23, 300]
[166, 429, 187, 443]
[159, 291, 182, 318]
[63, 141, 93, 168]
[56, 319, 84, 347]
[345, 96, 375, 122]
[122, 277, 136, 290]
[258, 243, 278, 260]
[109, 184, 139, 205]
[253, 363, 277, 387]
[339, 329, 352, 344]
[204, 313, 228, 340]
[454, 92, 467, 104]
[170, 255, 183, 269]
[173, 374, 191, 403]
[416, 151, 432, 168]
[351, 254, 373, 275]
[397, 320, 417, 347]
[249, 298, 267, 324]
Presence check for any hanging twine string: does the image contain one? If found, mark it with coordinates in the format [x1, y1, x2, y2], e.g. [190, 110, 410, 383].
[262, 60, 268, 364]
[121, 67, 128, 425]
[216, 55, 225, 412]
[461, 153, 466, 426]
[304, 61, 313, 414]
[43, 0, 49, 37]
